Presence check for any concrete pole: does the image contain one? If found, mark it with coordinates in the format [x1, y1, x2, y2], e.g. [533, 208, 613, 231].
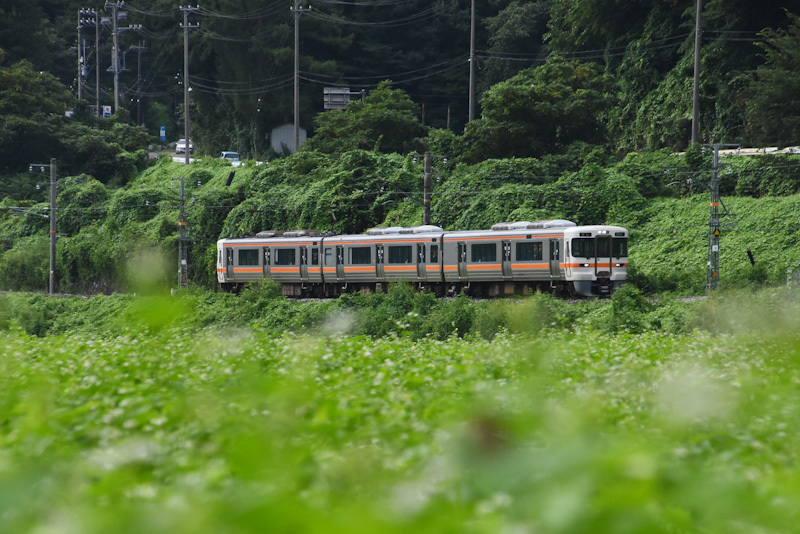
[49, 158, 57, 296]
[468, 0, 476, 124]
[95, 13, 101, 117]
[423, 152, 432, 225]
[111, 2, 119, 113]
[77, 10, 83, 101]
[294, 1, 300, 152]
[691, 0, 702, 145]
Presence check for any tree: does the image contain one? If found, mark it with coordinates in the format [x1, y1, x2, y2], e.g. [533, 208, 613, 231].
[302, 81, 427, 155]
[745, 12, 800, 146]
[459, 58, 617, 162]
[0, 57, 74, 173]
[481, 0, 549, 88]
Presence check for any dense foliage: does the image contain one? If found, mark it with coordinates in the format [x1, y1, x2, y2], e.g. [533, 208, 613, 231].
[4, 2, 800, 295]
[3, 1, 800, 160]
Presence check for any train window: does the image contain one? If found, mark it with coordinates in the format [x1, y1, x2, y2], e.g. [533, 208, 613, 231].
[516, 242, 543, 261]
[324, 248, 333, 266]
[613, 238, 628, 258]
[239, 249, 259, 266]
[311, 248, 319, 265]
[571, 238, 594, 258]
[471, 243, 496, 263]
[350, 246, 371, 265]
[388, 245, 413, 264]
[218, 250, 222, 265]
[275, 248, 296, 265]
[263, 248, 270, 266]
[418, 244, 426, 264]
[596, 238, 611, 257]
[430, 244, 439, 263]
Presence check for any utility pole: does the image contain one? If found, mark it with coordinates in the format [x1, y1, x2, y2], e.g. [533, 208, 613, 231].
[181, 6, 200, 165]
[130, 42, 147, 126]
[707, 144, 720, 291]
[77, 10, 84, 101]
[691, 0, 702, 145]
[292, 0, 311, 153]
[173, 177, 201, 289]
[680, 144, 737, 292]
[29, 161, 58, 295]
[49, 159, 57, 295]
[468, 0, 476, 124]
[423, 152, 432, 225]
[80, 8, 100, 116]
[105, 1, 122, 113]
[94, 11, 100, 117]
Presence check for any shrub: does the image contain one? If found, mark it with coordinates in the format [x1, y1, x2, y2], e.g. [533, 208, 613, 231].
[609, 284, 651, 333]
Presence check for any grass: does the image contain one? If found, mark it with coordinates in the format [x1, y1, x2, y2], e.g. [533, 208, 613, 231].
[3, 288, 800, 532]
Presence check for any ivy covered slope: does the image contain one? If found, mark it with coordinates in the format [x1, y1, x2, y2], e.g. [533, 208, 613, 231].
[4, 144, 800, 295]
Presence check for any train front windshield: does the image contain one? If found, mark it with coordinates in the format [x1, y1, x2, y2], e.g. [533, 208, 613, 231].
[572, 237, 628, 258]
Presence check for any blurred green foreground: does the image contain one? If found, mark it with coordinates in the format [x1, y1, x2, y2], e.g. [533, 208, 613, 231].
[2, 288, 800, 533]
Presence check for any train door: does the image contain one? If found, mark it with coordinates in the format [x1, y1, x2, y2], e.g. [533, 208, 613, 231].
[262, 247, 271, 277]
[300, 246, 309, 280]
[336, 245, 344, 279]
[595, 235, 612, 276]
[549, 239, 561, 277]
[417, 244, 426, 278]
[457, 242, 467, 279]
[502, 240, 512, 278]
[226, 247, 234, 278]
[376, 244, 385, 279]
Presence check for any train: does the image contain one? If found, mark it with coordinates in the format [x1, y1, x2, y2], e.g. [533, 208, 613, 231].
[216, 220, 628, 297]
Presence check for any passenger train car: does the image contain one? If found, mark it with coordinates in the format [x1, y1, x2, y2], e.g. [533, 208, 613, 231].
[216, 220, 628, 297]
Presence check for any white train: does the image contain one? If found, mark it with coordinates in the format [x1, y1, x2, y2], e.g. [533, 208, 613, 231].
[217, 220, 628, 297]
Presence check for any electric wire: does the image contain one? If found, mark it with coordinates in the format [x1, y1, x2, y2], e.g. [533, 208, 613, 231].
[307, 6, 438, 27]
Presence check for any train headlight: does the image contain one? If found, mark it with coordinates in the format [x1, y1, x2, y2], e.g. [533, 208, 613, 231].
[581, 263, 590, 267]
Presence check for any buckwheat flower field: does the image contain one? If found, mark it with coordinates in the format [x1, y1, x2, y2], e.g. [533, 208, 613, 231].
[2, 294, 800, 532]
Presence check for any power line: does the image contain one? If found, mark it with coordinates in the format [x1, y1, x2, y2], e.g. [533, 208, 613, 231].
[307, 7, 438, 27]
